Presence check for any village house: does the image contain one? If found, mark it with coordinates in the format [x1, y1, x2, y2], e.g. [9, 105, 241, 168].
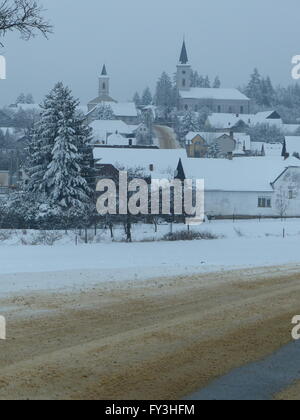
[207, 110, 300, 135]
[185, 131, 251, 158]
[176, 156, 300, 218]
[93, 147, 187, 180]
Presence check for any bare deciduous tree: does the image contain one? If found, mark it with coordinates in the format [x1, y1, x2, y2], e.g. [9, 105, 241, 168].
[0, 0, 52, 46]
[276, 187, 289, 220]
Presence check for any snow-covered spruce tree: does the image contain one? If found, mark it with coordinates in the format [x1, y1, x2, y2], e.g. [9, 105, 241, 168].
[133, 92, 141, 107]
[155, 72, 174, 108]
[141, 87, 153, 106]
[25, 84, 65, 194]
[42, 85, 93, 225]
[180, 110, 200, 138]
[213, 76, 221, 89]
[23, 82, 93, 228]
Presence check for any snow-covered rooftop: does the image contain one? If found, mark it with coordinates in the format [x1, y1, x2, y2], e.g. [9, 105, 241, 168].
[251, 142, 282, 157]
[110, 102, 138, 118]
[207, 113, 253, 129]
[180, 156, 300, 192]
[285, 136, 300, 156]
[90, 120, 135, 143]
[207, 111, 283, 130]
[94, 148, 187, 178]
[106, 133, 130, 146]
[180, 88, 249, 101]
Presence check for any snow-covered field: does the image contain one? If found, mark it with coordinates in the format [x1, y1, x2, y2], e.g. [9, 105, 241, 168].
[0, 218, 300, 296]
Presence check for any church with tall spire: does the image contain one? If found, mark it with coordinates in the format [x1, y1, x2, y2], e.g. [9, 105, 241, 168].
[176, 40, 250, 114]
[88, 64, 117, 111]
[176, 40, 192, 91]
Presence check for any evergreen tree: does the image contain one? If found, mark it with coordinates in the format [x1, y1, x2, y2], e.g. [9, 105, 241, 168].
[25, 83, 66, 194]
[16, 93, 26, 104]
[43, 86, 92, 214]
[25, 82, 93, 225]
[213, 76, 221, 88]
[204, 76, 211, 88]
[281, 139, 288, 157]
[141, 87, 153, 106]
[180, 110, 200, 138]
[155, 72, 174, 108]
[261, 77, 275, 107]
[245, 68, 263, 105]
[25, 93, 35, 104]
[133, 92, 141, 107]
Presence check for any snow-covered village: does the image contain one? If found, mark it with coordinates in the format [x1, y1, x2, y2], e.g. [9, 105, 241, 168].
[1, 0, 300, 403]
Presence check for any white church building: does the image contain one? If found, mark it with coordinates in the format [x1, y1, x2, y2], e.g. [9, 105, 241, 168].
[176, 41, 251, 114]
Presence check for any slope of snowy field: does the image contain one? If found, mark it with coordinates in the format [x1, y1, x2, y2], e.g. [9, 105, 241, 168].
[0, 218, 300, 296]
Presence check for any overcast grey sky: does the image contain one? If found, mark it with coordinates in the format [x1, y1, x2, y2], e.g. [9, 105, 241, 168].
[1, 0, 300, 106]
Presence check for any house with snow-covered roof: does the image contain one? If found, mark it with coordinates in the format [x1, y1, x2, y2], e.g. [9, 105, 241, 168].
[176, 41, 250, 114]
[89, 120, 137, 145]
[94, 147, 187, 180]
[185, 131, 250, 158]
[177, 156, 300, 218]
[250, 142, 283, 157]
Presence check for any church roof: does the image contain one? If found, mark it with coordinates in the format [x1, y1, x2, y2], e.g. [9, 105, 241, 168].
[179, 40, 188, 64]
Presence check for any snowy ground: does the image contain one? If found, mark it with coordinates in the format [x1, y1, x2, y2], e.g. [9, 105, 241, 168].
[0, 218, 300, 296]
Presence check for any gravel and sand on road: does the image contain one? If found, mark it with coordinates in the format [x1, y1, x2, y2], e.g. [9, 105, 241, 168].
[0, 264, 300, 400]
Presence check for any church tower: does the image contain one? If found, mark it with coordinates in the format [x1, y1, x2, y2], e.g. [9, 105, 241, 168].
[176, 40, 192, 91]
[98, 64, 110, 98]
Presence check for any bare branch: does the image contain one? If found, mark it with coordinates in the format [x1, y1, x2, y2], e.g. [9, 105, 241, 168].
[0, 0, 52, 46]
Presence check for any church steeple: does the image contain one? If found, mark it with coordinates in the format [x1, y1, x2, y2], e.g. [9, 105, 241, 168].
[101, 64, 107, 76]
[176, 40, 192, 91]
[179, 40, 188, 64]
[99, 64, 110, 98]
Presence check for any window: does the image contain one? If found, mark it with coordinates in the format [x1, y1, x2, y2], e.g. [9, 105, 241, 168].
[217, 105, 221, 113]
[240, 106, 244, 114]
[185, 105, 189, 111]
[102, 83, 106, 90]
[258, 197, 272, 208]
[289, 189, 296, 199]
[182, 79, 186, 87]
[182, 71, 186, 75]
[149, 164, 154, 172]
[228, 106, 233, 113]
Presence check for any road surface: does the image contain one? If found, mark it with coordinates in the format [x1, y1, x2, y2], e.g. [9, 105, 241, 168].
[153, 125, 180, 149]
[0, 265, 299, 400]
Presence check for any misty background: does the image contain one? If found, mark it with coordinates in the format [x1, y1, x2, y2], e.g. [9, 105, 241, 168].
[0, 0, 300, 106]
